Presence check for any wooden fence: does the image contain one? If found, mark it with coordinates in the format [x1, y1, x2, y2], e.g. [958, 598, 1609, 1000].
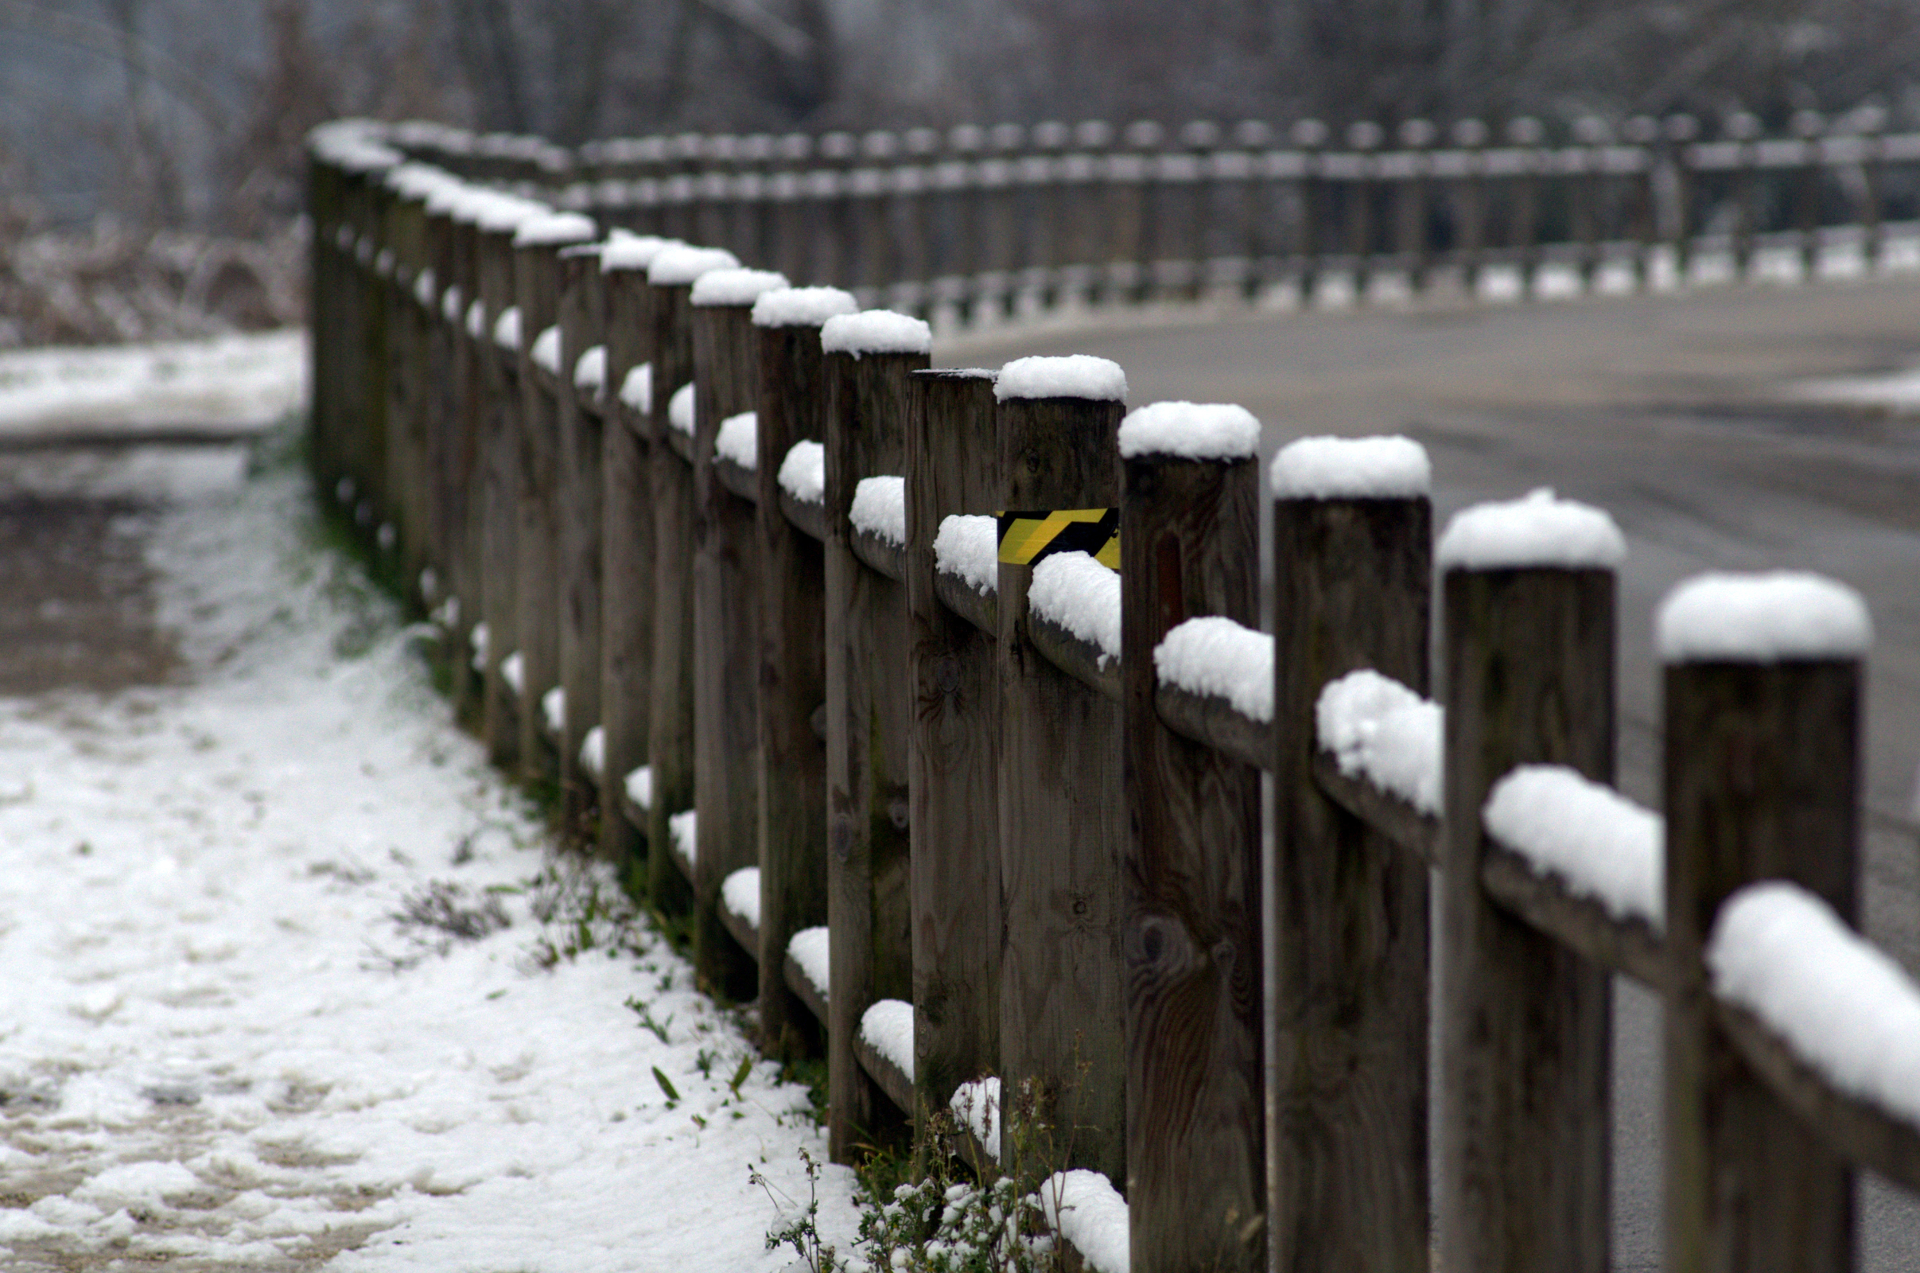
[374, 105, 1920, 318]
[308, 117, 1920, 1273]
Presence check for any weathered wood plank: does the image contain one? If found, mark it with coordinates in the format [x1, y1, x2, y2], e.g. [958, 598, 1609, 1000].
[855, 1027, 917, 1117]
[1122, 446, 1265, 1272]
[714, 455, 758, 503]
[1715, 997, 1920, 1198]
[718, 891, 760, 963]
[997, 387, 1126, 1187]
[785, 950, 830, 1028]
[906, 368, 1001, 1157]
[1308, 748, 1440, 866]
[1026, 608, 1121, 703]
[1479, 839, 1667, 990]
[1150, 682, 1267, 772]
[1439, 565, 1613, 1273]
[644, 276, 698, 915]
[597, 265, 656, 870]
[476, 223, 522, 771]
[932, 565, 996, 637]
[780, 490, 828, 542]
[554, 246, 605, 836]
[512, 239, 567, 781]
[755, 315, 837, 1059]
[691, 296, 765, 1002]
[849, 526, 905, 582]
[825, 344, 925, 1162]
[1664, 656, 1858, 1273]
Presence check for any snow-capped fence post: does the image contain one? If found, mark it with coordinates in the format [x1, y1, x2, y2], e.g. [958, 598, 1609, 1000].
[1268, 437, 1433, 1273]
[1119, 406, 1264, 1273]
[1395, 119, 1434, 293]
[420, 196, 463, 631]
[1794, 111, 1828, 279]
[1659, 573, 1866, 1273]
[476, 214, 524, 772]
[822, 311, 932, 1161]
[511, 222, 592, 782]
[1124, 121, 1165, 305]
[1438, 493, 1618, 1273]
[994, 357, 1129, 1187]
[359, 173, 394, 541]
[1507, 118, 1545, 296]
[597, 243, 663, 868]
[306, 151, 344, 496]
[554, 243, 607, 834]
[690, 268, 789, 1001]
[753, 288, 856, 1057]
[642, 246, 738, 915]
[905, 367, 1003, 1153]
[379, 177, 426, 586]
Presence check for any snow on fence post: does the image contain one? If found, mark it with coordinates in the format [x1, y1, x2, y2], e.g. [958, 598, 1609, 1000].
[643, 245, 739, 915]
[1659, 571, 1867, 1273]
[443, 203, 486, 716]
[1438, 490, 1619, 1273]
[1119, 403, 1264, 1272]
[476, 210, 526, 771]
[690, 268, 789, 1001]
[377, 174, 423, 586]
[823, 311, 932, 1160]
[554, 243, 607, 836]
[511, 219, 595, 782]
[1268, 435, 1433, 1273]
[906, 367, 1002, 1154]
[754, 287, 857, 1057]
[420, 192, 462, 631]
[597, 241, 665, 869]
[994, 355, 1129, 1187]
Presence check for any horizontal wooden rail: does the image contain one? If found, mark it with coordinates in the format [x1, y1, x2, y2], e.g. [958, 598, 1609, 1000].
[849, 526, 904, 582]
[714, 455, 757, 503]
[932, 566, 995, 636]
[1309, 748, 1440, 866]
[1152, 683, 1267, 772]
[1480, 839, 1667, 989]
[1027, 609, 1120, 703]
[779, 489, 826, 542]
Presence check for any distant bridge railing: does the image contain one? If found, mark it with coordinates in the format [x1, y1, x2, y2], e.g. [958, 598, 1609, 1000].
[379, 107, 1920, 318]
[308, 116, 1920, 1273]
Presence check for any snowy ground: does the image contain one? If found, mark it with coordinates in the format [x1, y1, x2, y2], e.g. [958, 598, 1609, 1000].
[0, 425, 859, 1268]
[0, 332, 306, 437]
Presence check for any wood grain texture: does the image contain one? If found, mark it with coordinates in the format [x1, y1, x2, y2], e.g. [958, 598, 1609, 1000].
[476, 225, 521, 771]
[597, 268, 655, 868]
[1151, 683, 1267, 772]
[554, 250, 604, 836]
[1121, 451, 1264, 1273]
[756, 322, 833, 1059]
[444, 217, 486, 729]
[512, 242, 562, 782]
[1270, 495, 1432, 1273]
[1439, 565, 1613, 1273]
[1479, 839, 1667, 990]
[825, 347, 926, 1162]
[644, 280, 697, 916]
[1308, 747, 1439, 866]
[691, 301, 762, 1001]
[1664, 658, 1858, 1273]
[906, 369, 1001, 1152]
[997, 392, 1126, 1186]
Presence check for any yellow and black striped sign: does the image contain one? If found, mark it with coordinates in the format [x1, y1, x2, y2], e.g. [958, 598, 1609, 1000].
[997, 508, 1120, 569]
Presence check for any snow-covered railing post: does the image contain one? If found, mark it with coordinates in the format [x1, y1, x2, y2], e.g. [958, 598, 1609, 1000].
[642, 245, 739, 913]
[475, 205, 527, 772]
[1659, 572, 1867, 1273]
[553, 241, 608, 832]
[906, 366, 1003, 1150]
[510, 214, 597, 782]
[690, 267, 790, 1000]
[1118, 403, 1264, 1272]
[753, 286, 857, 1056]
[994, 356, 1129, 1187]
[1437, 491, 1620, 1273]
[1269, 436, 1433, 1273]
[596, 238, 667, 867]
[822, 310, 931, 1160]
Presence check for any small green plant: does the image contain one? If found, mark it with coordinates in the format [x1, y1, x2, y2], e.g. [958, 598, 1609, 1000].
[625, 997, 674, 1045]
[753, 1147, 843, 1272]
[652, 1066, 681, 1108]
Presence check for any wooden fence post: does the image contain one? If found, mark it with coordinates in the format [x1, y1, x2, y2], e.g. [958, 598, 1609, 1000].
[555, 243, 607, 834]
[1661, 572, 1865, 1273]
[1794, 111, 1827, 279]
[477, 215, 524, 770]
[1439, 491, 1618, 1273]
[690, 267, 790, 999]
[1270, 438, 1432, 1273]
[824, 311, 931, 1161]
[996, 356, 1128, 1185]
[599, 240, 669, 870]
[443, 209, 487, 725]
[907, 367, 1002, 1145]
[1120, 405, 1264, 1272]
[1508, 118, 1544, 297]
[755, 287, 858, 1056]
[643, 245, 740, 913]
[512, 219, 595, 782]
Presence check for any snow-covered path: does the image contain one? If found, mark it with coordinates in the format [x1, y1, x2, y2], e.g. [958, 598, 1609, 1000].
[0, 445, 860, 1269]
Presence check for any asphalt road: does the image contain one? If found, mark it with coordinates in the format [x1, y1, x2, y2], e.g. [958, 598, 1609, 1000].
[943, 273, 1920, 1270]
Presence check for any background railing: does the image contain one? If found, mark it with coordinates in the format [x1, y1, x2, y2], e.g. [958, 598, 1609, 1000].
[308, 115, 1920, 1273]
[383, 107, 1920, 319]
